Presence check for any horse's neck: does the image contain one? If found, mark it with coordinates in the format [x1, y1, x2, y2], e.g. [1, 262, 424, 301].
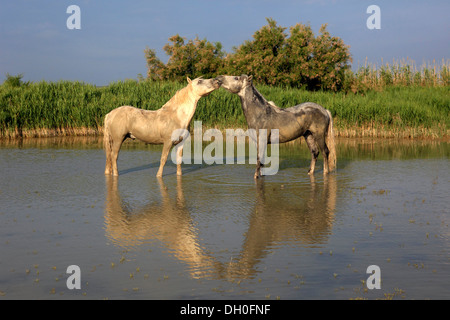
[179, 95, 200, 126]
[162, 86, 199, 126]
[240, 85, 268, 125]
[175, 88, 199, 126]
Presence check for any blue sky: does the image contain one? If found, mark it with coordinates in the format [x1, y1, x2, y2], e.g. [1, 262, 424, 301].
[1, 0, 449, 85]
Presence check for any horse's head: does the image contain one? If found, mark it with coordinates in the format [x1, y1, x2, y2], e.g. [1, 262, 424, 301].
[215, 75, 253, 94]
[187, 77, 221, 97]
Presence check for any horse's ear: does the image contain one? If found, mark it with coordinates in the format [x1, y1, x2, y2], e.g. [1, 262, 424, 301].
[187, 77, 192, 84]
[248, 75, 253, 82]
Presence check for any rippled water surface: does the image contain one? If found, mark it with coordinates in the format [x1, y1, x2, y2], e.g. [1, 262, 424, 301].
[0, 137, 449, 299]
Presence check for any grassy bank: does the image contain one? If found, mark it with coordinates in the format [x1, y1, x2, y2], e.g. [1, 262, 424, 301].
[0, 79, 448, 139]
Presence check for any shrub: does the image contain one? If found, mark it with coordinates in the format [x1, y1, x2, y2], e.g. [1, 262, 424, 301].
[145, 18, 352, 91]
[145, 35, 225, 81]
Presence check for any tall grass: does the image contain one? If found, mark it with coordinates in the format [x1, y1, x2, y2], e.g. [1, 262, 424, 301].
[0, 80, 184, 137]
[343, 58, 450, 93]
[1, 74, 449, 139]
[256, 85, 449, 138]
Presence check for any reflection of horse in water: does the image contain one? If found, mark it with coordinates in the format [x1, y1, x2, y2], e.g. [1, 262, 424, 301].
[226, 174, 338, 279]
[104, 176, 223, 279]
[104, 175, 337, 280]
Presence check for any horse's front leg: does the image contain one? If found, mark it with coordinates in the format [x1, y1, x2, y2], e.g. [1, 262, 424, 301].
[176, 144, 183, 176]
[157, 142, 173, 177]
[254, 159, 262, 179]
[254, 130, 267, 179]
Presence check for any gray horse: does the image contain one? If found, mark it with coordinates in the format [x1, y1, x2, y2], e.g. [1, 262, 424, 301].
[104, 77, 221, 177]
[216, 75, 336, 178]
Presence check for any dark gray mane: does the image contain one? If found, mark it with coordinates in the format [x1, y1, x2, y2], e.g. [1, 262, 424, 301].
[249, 84, 269, 106]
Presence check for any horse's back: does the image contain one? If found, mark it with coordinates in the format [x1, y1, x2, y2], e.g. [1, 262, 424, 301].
[285, 102, 330, 134]
[106, 105, 135, 120]
[288, 103, 329, 120]
[107, 105, 158, 123]
[287, 102, 327, 114]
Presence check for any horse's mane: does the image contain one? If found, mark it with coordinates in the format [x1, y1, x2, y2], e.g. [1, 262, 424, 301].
[247, 83, 286, 114]
[250, 84, 267, 105]
[250, 83, 282, 110]
[161, 83, 193, 109]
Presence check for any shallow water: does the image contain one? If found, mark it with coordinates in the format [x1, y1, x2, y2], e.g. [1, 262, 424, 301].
[0, 137, 449, 299]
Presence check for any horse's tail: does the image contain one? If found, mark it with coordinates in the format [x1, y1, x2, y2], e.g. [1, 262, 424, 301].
[325, 109, 337, 172]
[103, 112, 113, 156]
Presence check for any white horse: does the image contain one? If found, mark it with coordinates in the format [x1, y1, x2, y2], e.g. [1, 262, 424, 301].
[103, 77, 221, 176]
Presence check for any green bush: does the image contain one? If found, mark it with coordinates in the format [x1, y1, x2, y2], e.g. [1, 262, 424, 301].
[145, 18, 352, 91]
[145, 35, 225, 81]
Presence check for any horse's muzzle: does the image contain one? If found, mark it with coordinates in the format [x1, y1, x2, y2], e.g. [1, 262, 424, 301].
[214, 77, 222, 88]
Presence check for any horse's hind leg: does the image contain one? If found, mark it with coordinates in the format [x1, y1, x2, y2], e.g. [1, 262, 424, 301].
[105, 154, 112, 175]
[104, 135, 116, 175]
[313, 133, 330, 175]
[104, 125, 113, 175]
[105, 149, 112, 175]
[110, 137, 126, 176]
[305, 133, 319, 175]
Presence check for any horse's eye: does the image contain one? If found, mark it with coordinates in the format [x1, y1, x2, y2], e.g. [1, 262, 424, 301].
[235, 77, 239, 80]
[198, 79, 203, 84]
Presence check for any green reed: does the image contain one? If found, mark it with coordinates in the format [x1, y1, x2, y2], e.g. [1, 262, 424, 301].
[0, 77, 448, 138]
[343, 58, 450, 93]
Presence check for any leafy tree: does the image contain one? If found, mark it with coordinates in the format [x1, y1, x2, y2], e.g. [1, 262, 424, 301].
[224, 18, 352, 90]
[145, 18, 352, 90]
[144, 48, 166, 81]
[224, 18, 287, 86]
[145, 35, 225, 81]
